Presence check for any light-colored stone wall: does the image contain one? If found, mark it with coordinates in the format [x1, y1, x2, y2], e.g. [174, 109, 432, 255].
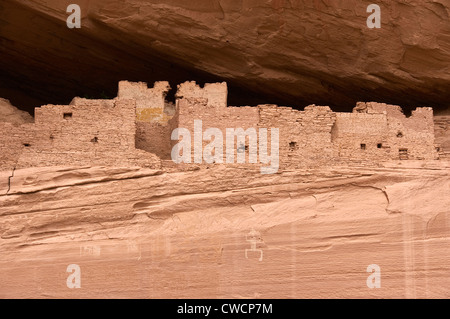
[118, 81, 172, 124]
[388, 107, 436, 160]
[172, 93, 437, 168]
[174, 96, 338, 169]
[332, 112, 390, 163]
[0, 123, 35, 169]
[346, 102, 438, 160]
[0, 81, 440, 172]
[175, 97, 259, 166]
[0, 98, 161, 170]
[258, 105, 336, 169]
[136, 122, 173, 160]
[176, 81, 228, 108]
[435, 116, 450, 159]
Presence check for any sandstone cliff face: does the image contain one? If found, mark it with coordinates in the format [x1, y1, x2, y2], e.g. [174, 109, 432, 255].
[0, 0, 449, 113]
[0, 98, 33, 125]
[0, 164, 449, 298]
[0, 0, 449, 299]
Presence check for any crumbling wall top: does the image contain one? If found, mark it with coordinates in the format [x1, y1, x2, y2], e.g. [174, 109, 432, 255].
[69, 97, 115, 108]
[118, 81, 171, 101]
[304, 105, 333, 113]
[353, 102, 433, 120]
[176, 81, 227, 108]
[353, 102, 403, 116]
[117, 81, 172, 123]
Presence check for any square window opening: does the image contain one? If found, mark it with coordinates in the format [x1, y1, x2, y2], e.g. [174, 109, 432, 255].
[289, 142, 297, 150]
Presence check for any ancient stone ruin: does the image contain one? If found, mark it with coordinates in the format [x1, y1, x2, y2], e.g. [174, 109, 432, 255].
[0, 81, 441, 172]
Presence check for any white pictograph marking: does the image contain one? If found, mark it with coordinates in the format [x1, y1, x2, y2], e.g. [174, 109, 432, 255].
[245, 229, 264, 262]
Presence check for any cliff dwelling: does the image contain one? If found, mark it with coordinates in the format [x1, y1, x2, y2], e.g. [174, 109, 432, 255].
[0, 80, 441, 172]
[0, 0, 449, 300]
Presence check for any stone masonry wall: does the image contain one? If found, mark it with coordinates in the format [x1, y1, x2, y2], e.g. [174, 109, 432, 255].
[120, 81, 177, 160]
[174, 97, 337, 170]
[258, 105, 336, 169]
[434, 116, 450, 159]
[0, 98, 161, 171]
[0, 123, 35, 170]
[118, 81, 172, 124]
[176, 82, 228, 108]
[170, 88, 438, 169]
[387, 107, 436, 160]
[332, 113, 390, 164]
[332, 102, 437, 162]
[362, 102, 437, 160]
[136, 122, 173, 160]
[0, 80, 441, 173]
[175, 97, 259, 166]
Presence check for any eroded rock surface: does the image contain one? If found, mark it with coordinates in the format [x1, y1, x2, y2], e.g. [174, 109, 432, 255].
[1, 0, 449, 299]
[0, 98, 33, 125]
[0, 165, 449, 298]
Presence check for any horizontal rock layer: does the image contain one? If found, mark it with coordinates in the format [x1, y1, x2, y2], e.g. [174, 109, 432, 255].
[0, 164, 449, 298]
